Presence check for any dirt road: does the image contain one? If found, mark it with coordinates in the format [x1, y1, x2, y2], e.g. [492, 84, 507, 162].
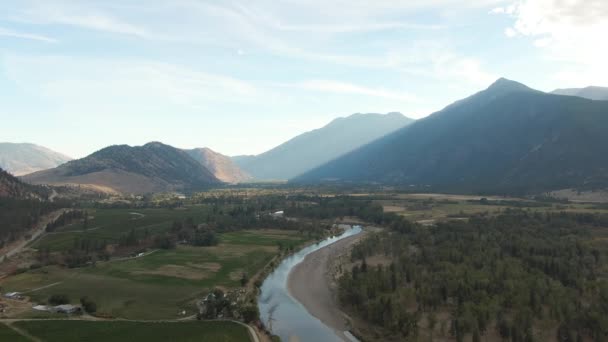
[1, 209, 68, 260]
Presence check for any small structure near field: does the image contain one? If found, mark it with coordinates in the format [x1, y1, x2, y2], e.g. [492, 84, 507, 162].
[3, 292, 23, 300]
[53, 304, 81, 314]
[271, 210, 284, 218]
[33, 305, 51, 312]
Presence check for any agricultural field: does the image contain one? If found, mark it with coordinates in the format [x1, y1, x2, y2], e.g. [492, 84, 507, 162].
[12, 320, 250, 342]
[32, 207, 208, 252]
[371, 193, 608, 223]
[0, 322, 29, 341]
[1, 217, 310, 319]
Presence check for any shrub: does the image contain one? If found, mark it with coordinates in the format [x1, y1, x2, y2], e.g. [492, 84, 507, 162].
[80, 296, 97, 313]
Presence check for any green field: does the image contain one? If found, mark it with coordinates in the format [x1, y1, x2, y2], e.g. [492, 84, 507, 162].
[13, 320, 250, 342]
[0, 323, 29, 341]
[32, 208, 208, 252]
[3, 227, 308, 319]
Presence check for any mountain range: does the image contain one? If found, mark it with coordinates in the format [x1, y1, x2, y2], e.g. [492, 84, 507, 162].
[8, 78, 608, 195]
[233, 112, 413, 180]
[0, 143, 72, 176]
[23, 142, 220, 194]
[551, 86, 608, 101]
[294, 78, 608, 193]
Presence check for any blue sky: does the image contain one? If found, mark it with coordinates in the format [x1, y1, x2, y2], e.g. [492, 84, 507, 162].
[1, 0, 606, 158]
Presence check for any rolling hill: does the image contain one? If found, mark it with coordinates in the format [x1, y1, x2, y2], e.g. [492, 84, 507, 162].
[552, 86, 608, 101]
[0, 168, 50, 199]
[184, 147, 251, 184]
[0, 143, 72, 176]
[23, 142, 220, 194]
[294, 78, 608, 193]
[233, 112, 413, 180]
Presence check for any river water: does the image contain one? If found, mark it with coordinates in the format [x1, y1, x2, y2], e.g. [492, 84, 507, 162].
[258, 226, 362, 342]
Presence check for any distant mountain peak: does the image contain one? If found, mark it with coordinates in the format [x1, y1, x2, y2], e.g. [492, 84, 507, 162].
[294, 78, 608, 192]
[487, 78, 532, 93]
[0, 142, 72, 176]
[144, 141, 168, 148]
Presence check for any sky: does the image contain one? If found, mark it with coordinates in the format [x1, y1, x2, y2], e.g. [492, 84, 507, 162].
[1, 0, 606, 158]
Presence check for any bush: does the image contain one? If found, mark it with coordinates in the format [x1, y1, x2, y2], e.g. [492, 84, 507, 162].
[241, 305, 259, 323]
[240, 272, 249, 287]
[80, 296, 97, 313]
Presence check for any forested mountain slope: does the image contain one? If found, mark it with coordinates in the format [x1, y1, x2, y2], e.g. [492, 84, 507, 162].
[23, 142, 220, 194]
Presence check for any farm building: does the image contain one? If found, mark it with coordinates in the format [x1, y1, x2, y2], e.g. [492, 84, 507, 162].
[3, 292, 23, 300]
[33, 305, 51, 312]
[53, 304, 81, 314]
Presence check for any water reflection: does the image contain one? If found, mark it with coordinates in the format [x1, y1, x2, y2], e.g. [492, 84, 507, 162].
[258, 226, 362, 342]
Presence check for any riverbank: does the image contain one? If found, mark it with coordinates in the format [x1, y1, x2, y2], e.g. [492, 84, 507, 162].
[287, 229, 367, 340]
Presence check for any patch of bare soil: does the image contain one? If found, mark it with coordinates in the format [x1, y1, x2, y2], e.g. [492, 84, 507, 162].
[0, 298, 33, 318]
[382, 205, 406, 213]
[551, 189, 608, 203]
[186, 262, 221, 272]
[229, 269, 245, 281]
[131, 265, 209, 280]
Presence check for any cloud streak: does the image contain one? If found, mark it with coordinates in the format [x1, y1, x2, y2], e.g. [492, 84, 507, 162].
[0, 27, 56, 43]
[296, 80, 419, 102]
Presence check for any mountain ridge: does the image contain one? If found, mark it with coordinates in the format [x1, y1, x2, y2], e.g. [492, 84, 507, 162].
[551, 86, 608, 101]
[0, 143, 72, 176]
[294, 78, 608, 193]
[234, 112, 414, 180]
[184, 147, 251, 184]
[23, 142, 220, 194]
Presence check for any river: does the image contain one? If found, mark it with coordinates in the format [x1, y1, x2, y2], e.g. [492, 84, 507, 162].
[258, 226, 362, 342]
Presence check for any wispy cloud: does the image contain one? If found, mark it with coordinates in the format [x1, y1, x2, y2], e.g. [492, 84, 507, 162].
[0, 27, 56, 43]
[11, 2, 159, 40]
[2, 55, 263, 113]
[296, 80, 419, 102]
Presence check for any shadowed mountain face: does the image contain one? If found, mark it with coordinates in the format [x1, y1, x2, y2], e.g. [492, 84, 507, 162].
[0, 168, 49, 199]
[552, 86, 608, 101]
[23, 142, 220, 194]
[0, 143, 72, 176]
[184, 147, 251, 184]
[233, 112, 413, 180]
[294, 78, 608, 193]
